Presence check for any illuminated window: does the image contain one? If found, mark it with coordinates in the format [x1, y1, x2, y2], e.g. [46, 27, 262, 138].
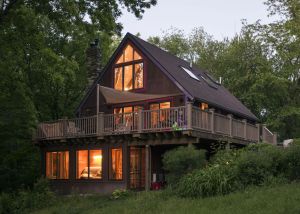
[114, 44, 143, 91]
[113, 106, 142, 130]
[200, 103, 209, 110]
[150, 102, 171, 127]
[124, 65, 133, 91]
[110, 148, 123, 180]
[46, 151, 69, 179]
[77, 150, 102, 179]
[114, 67, 123, 91]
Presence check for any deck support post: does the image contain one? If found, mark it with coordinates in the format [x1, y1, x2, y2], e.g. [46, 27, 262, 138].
[209, 108, 215, 133]
[242, 119, 247, 139]
[256, 124, 260, 142]
[227, 114, 233, 137]
[145, 145, 151, 191]
[186, 102, 193, 130]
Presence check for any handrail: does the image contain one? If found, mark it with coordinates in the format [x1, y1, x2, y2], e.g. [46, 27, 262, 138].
[35, 106, 273, 144]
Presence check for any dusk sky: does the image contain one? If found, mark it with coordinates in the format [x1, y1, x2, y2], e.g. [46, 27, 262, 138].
[119, 0, 279, 40]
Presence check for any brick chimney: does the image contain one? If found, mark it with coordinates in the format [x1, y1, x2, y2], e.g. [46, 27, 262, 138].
[86, 39, 102, 86]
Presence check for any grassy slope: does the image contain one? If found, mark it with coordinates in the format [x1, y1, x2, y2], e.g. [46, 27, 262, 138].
[32, 183, 300, 214]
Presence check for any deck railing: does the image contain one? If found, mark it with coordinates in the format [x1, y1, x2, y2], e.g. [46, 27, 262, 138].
[262, 125, 277, 144]
[36, 103, 275, 144]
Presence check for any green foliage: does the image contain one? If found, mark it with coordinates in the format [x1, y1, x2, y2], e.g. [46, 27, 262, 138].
[176, 164, 237, 198]
[173, 143, 300, 198]
[0, 178, 55, 214]
[162, 146, 206, 185]
[110, 189, 130, 200]
[0, 0, 156, 192]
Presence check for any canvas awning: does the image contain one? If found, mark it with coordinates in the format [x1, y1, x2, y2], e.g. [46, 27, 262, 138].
[99, 86, 181, 104]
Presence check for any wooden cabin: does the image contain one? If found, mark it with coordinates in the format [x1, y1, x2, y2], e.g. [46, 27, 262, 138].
[35, 33, 277, 194]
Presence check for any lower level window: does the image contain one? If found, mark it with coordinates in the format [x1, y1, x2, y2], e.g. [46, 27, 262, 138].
[77, 150, 103, 179]
[46, 151, 69, 179]
[110, 148, 123, 180]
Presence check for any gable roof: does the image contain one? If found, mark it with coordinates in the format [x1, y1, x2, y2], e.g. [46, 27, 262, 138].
[76, 33, 258, 121]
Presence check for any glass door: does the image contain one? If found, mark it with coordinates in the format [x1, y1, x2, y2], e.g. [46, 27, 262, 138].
[129, 147, 145, 189]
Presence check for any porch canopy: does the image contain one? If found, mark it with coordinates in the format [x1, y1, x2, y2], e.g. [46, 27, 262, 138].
[99, 85, 181, 104]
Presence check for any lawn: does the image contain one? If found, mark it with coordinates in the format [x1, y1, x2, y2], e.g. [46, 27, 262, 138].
[31, 182, 300, 214]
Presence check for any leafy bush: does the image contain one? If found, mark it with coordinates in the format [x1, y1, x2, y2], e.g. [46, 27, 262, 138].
[110, 189, 130, 200]
[281, 145, 300, 180]
[235, 144, 283, 187]
[0, 178, 55, 214]
[162, 146, 206, 185]
[176, 163, 238, 198]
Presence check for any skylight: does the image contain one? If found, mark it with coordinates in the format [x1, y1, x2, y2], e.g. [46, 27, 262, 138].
[181, 66, 200, 81]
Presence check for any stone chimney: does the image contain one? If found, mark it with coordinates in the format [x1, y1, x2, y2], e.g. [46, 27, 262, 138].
[86, 39, 102, 86]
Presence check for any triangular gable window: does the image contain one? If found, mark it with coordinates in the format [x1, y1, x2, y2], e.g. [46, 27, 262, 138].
[116, 44, 142, 64]
[114, 43, 144, 91]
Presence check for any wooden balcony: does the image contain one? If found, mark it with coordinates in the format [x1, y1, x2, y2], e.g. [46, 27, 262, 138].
[35, 104, 276, 144]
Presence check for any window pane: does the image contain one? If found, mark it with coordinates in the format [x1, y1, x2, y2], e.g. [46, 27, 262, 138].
[124, 65, 133, 91]
[124, 107, 133, 129]
[124, 45, 133, 62]
[57, 152, 69, 179]
[46, 152, 69, 179]
[150, 104, 160, 128]
[89, 150, 102, 179]
[77, 150, 88, 179]
[116, 53, 124, 64]
[160, 102, 170, 109]
[134, 63, 143, 89]
[134, 51, 142, 60]
[110, 148, 123, 180]
[114, 67, 123, 91]
[46, 152, 56, 179]
[160, 102, 170, 122]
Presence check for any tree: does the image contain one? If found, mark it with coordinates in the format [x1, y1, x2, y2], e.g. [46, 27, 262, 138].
[0, 0, 157, 191]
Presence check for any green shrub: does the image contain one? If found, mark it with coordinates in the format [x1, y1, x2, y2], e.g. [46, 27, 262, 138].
[162, 146, 206, 185]
[176, 163, 238, 198]
[235, 144, 283, 187]
[0, 178, 55, 214]
[281, 145, 300, 180]
[110, 189, 130, 200]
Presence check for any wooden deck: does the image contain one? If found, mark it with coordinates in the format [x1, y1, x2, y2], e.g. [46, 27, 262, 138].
[35, 104, 276, 144]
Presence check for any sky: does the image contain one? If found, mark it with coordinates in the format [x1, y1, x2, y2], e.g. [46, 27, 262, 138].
[118, 0, 279, 41]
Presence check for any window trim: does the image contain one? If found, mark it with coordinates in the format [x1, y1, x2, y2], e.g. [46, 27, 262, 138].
[113, 42, 145, 92]
[109, 147, 124, 181]
[45, 151, 69, 180]
[76, 149, 103, 180]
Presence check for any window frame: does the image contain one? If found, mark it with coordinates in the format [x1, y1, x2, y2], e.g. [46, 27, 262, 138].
[109, 147, 123, 181]
[113, 43, 144, 91]
[45, 151, 69, 180]
[76, 149, 103, 180]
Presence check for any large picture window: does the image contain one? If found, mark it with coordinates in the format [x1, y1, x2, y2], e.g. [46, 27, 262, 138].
[114, 44, 143, 91]
[46, 151, 69, 179]
[150, 102, 171, 127]
[110, 148, 123, 180]
[77, 149, 103, 179]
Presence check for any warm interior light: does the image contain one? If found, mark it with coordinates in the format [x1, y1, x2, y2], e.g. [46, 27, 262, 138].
[124, 87, 129, 91]
[93, 155, 102, 160]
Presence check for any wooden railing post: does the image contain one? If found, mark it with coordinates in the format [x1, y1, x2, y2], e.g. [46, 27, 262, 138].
[227, 114, 232, 137]
[186, 102, 193, 130]
[63, 117, 68, 138]
[256, 123, 260, 142]
[138, 109, 143, 133]
[209, 108, 215, 133]
[97, 112, 104, 136]
[262, 124, 266, 142]
[273, 132, 277, 145]
[242, 119, 247, 139]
